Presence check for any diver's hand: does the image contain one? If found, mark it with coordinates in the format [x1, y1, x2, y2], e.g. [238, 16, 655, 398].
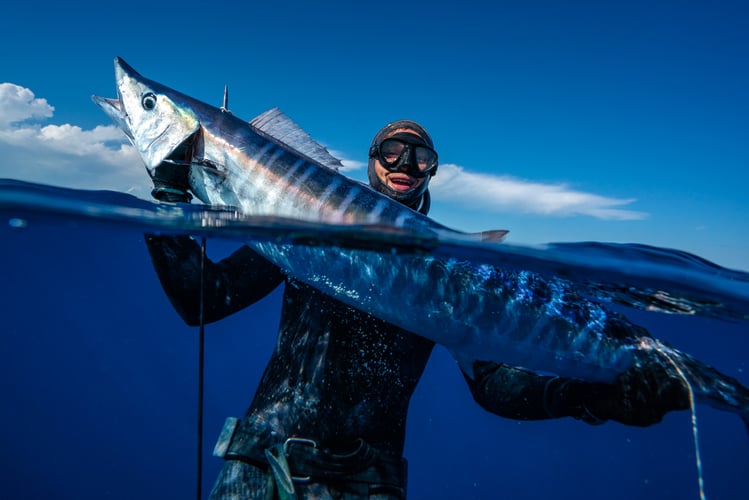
[581, 361, 691, 427]
[149, 162, 192, 203]
[545, 360, 690, 426]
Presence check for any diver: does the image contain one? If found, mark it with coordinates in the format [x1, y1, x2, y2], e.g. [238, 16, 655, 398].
[145, 120, 690, 499]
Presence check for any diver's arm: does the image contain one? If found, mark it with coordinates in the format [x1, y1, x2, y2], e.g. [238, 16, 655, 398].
[463, 362, 568, 421]
[145, 234, 285, 326]
[144, 162, 285, 325]
[464, 360, 690, 427]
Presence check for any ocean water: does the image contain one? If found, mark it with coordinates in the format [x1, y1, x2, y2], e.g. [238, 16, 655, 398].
[1, 179, 748, 500]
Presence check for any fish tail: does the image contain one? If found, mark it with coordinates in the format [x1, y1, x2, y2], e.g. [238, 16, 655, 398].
[642, 337, 749, 439]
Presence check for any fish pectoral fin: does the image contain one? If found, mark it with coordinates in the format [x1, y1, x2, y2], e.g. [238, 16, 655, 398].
[476, 229, 509, 243]
[249, 107, 345, 171]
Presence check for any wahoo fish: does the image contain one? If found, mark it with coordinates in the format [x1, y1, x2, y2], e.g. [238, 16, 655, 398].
[93, 57, 749, 428]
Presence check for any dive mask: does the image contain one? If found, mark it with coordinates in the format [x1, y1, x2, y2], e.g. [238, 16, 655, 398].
[368, 132, 438, 178]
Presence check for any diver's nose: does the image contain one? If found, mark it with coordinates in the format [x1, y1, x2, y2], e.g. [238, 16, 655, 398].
[398, 146, 415, 171]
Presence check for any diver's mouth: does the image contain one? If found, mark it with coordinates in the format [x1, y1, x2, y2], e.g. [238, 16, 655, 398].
[387, 174, 417, 192]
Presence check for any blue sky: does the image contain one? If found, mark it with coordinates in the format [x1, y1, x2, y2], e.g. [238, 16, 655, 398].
[1, 1, 747, 270]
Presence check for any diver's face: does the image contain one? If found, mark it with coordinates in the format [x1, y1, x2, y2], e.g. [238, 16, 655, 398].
[372, 129, 428, 198]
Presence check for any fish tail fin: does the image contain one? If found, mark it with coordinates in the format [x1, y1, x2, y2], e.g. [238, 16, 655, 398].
[478, 229, 509, 243]
[645, 339, 749, 417]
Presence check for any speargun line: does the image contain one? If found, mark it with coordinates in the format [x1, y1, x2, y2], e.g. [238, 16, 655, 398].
[645, 339, 705, 500]
[197, 237, 207, 500]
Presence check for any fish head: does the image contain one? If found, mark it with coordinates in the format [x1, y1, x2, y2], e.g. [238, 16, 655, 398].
[92, 57, 200, 172]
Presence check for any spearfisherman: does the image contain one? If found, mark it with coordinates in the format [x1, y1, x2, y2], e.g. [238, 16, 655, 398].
[145, 120, 690, 499]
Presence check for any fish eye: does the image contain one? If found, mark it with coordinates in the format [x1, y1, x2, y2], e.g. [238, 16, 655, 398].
[142, 93, 157, 110]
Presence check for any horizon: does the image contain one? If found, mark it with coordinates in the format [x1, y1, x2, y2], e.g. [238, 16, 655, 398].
[1, 1, 746, 270]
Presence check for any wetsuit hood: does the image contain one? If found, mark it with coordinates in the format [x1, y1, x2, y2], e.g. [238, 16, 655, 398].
[367, 120, 436, 215]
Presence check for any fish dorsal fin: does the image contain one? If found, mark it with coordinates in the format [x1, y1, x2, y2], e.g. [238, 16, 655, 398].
[249, 107, 344, 171]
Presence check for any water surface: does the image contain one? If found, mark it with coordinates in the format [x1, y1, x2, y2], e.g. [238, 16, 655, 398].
[1, 179, 747, 499]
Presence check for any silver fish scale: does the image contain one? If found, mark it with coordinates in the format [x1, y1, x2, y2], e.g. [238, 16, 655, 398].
[209, 115, 427, 228]
[250, 242, 636, 383]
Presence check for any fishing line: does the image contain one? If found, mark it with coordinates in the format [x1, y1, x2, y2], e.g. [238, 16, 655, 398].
[665, 356, 705, 500]
[197, 236, 207, 500]
[648, 340, 706, 500]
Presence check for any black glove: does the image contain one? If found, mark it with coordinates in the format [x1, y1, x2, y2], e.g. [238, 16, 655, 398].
[546, 359, 691, 427]
[149, 162, 192, 203]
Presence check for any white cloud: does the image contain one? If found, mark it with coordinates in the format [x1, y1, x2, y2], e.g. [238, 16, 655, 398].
[0, 83, 54, 128]
[430, 163, 647, 220]
[0, 83, 648, 221]
[0, 83, 149, 198]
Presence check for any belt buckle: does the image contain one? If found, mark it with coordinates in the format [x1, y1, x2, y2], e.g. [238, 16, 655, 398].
[284, 437, 318, 482]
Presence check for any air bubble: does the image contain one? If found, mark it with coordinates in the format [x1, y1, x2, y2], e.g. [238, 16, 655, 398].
[8, 218, 28, 228]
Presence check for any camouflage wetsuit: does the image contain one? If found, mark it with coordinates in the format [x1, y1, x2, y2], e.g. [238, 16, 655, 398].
[146, 235, 688, 499]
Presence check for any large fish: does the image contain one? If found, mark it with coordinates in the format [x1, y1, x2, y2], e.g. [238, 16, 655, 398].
[93, 57, 749, 427]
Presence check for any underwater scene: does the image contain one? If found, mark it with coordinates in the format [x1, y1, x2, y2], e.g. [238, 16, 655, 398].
[2, 179, 748, 500]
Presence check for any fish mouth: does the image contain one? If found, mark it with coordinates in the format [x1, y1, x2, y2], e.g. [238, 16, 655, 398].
[91, 93, 133, 141]
[91, 57, 142, 141]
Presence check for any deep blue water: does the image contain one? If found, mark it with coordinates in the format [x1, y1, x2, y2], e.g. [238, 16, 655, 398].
[1, 180, 748, 500]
